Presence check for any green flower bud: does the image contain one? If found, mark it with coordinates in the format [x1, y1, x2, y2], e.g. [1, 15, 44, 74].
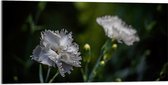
[100, 61, 105, 66]
[84, 43, 91, 51]
[112, 43, 117, 49]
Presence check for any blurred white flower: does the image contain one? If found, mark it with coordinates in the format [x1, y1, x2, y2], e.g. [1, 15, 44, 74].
[31, 29, 82, 77]
[96, 15, 140, 46]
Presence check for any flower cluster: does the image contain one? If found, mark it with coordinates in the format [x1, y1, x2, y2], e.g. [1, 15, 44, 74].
[31, 29, 82, 77]
[96, 15, 140, 46]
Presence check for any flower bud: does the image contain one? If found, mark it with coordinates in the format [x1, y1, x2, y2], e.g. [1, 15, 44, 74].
[84, 43, 91, 51]
[100, 61, 105, 66]
[112, 43, 117, 49]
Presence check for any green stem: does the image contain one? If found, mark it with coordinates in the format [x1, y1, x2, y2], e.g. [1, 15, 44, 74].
[49, 70, 59, 83]
[88, 52, 103, 82]
[39, 64, 44, 83]
[85, 49, 91, 81]
[81, 68, 87, 82]
[45, 67, 51, 82]
[88, 40, 109, 82]
[85, 63, 89, 81]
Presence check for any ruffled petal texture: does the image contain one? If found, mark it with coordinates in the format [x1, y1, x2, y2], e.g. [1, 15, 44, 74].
[32, 45, 56, 67]
[31, 29, 81, 77]
[96, 15, 140, 46]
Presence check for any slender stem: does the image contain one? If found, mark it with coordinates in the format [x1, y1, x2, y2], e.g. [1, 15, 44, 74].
[84, 50, 91, 81]
[81, 68, 87, 82]
[88, 52, 103, 82]
[85, 63, 89, 81]
[45, 67, 51, 82]
[88, 40, 109, 82]
[49, 70, 59, 83]
[39, 64, 44, 83]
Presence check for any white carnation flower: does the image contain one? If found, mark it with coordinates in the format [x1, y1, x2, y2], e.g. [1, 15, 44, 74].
[96, 15, 140, 46]
[31, 29, 82, 77]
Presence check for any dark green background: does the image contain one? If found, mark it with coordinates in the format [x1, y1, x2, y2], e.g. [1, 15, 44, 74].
[2, 1, 168, 83]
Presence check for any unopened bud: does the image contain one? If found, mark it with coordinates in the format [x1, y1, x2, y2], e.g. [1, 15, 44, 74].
[112, 44, 117, 49]
[100, 61, 105, 66]
[84, 43, 90, 50]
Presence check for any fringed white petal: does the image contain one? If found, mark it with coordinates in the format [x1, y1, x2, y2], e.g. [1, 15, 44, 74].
[32, 45, 56, 67]
[60, 53, 81, 67]
[59, 30, 73, 50]
[41, 30, 60, 49]
[31, 29, 81, 77]
[96, 15, 140, 46]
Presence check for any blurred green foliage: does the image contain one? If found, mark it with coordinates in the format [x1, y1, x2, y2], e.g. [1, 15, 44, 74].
[3, 1, 168, 83]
